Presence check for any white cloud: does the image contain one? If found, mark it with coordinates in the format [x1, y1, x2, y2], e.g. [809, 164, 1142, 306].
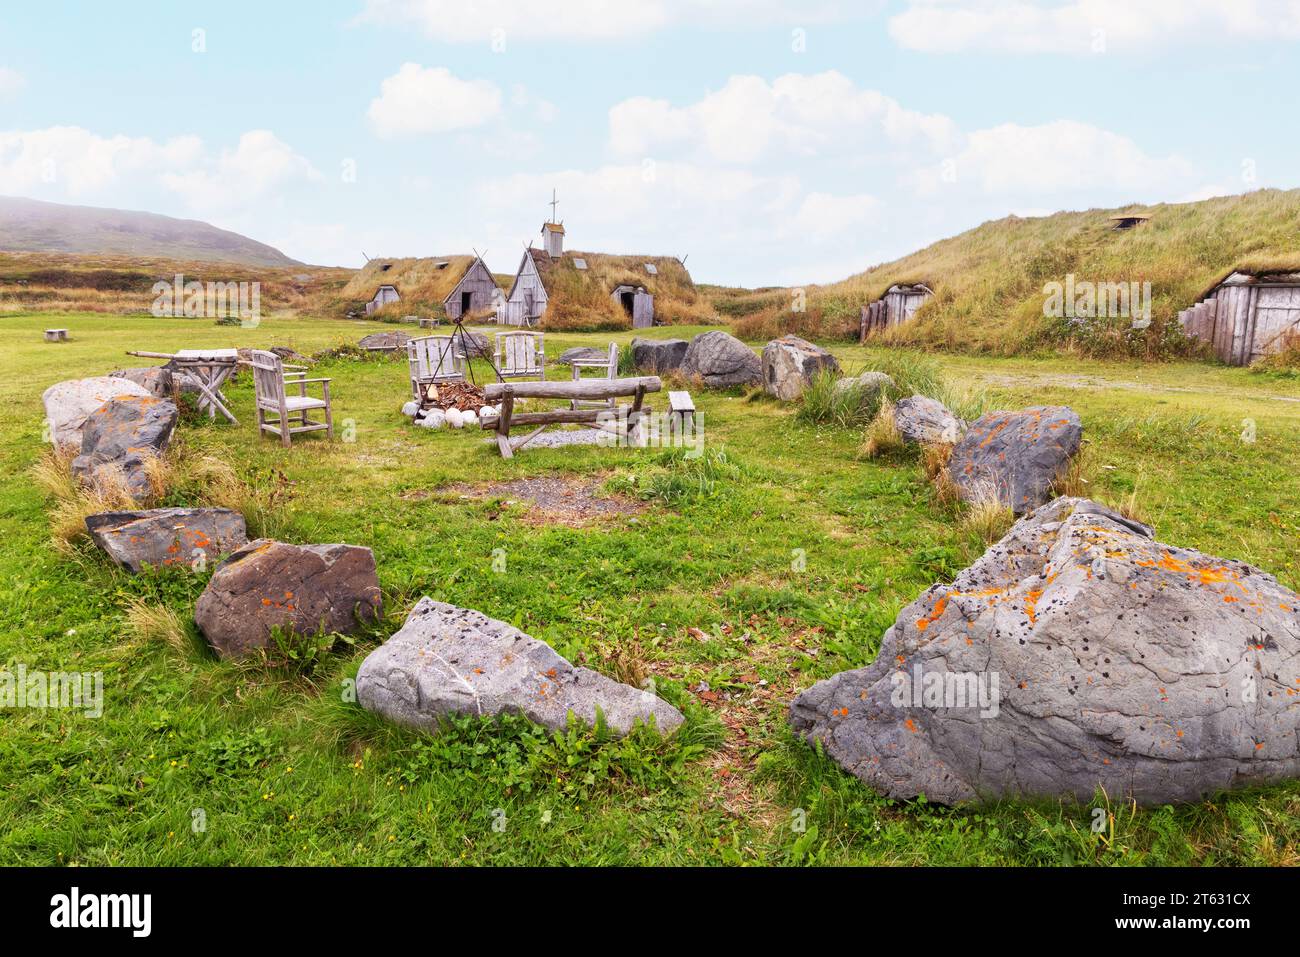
[0, 67, 25, 97]
[889, 0, 1300, 55]
[160, 130, 322, 212]
[917, 120, 1197, 195]
[359, 0, 864, 43]
[0, 124, 321, 225]
[0, 126, 202, 196]
[367, 63, 502, 137]
[609, 71, 959, 163]
[477, 161, 879, 283]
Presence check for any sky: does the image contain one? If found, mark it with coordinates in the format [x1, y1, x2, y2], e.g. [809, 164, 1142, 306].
[1, 0, 1298, 286]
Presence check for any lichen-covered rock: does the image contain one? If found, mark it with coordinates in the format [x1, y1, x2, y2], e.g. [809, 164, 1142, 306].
[893, 395, 965, 445]
[85, 507, 247, 573]
[761, 335, 840, 400]
[790, 497, 1300, 805]
[193, 539, 382, 659]
[42, 376, 152, 450]
[631, 337, 688, 374]
[948, 405, 1081, 513]
[682, 331, 761, 388]
[357, 599, 685, 736]
[71, 396, 179, 501]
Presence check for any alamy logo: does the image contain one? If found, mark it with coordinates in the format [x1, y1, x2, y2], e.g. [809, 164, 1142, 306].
[890, 664, 1000, 718]
[1043, 274, 1152, 329]
[0, 664, 103, 718]
[49, 887, 151, 937]
[151, 273, 261, 325]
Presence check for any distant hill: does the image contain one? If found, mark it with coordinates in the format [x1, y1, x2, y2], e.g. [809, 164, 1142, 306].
[732, 188, 1300, 359]
[0, 195, 303, 268]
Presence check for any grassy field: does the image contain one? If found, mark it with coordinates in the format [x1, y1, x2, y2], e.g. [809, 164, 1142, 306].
[1, 311, 1298, 866]
[733, 188, 1300, 359]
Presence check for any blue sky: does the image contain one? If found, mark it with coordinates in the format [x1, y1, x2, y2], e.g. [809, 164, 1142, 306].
[2, 1, 1298, 285]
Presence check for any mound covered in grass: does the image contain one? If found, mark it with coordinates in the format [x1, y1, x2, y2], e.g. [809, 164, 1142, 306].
[735, 188, 1300, 359]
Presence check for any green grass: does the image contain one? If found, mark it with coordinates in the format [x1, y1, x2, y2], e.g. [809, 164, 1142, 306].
[2, 311, 1299, 865]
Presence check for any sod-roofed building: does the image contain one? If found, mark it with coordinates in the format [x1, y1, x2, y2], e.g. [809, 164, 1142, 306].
[1180, 270, 1300, 365]
[344, 255, 499, 320]
[497, 220, 703, 330]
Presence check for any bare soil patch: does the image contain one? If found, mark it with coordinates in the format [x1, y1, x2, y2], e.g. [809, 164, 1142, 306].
[427, 474, 646, 526]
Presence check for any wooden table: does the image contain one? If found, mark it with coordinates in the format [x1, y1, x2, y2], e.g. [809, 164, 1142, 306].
[127, 348, 240, 423]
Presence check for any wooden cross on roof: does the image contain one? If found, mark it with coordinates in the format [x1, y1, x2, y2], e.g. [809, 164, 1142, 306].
[549, 188, 558, 223]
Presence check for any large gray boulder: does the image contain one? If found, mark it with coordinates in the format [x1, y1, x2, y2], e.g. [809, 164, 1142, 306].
[894, 395, 966, 445]
[949, 405, 1081, 513]
[631, 337, 688, 374]
[357, 598, 685, 737]
[85, 507, 247, 573]
[194, 539, 382, 659]
[682, 331, 761, 388]
[790, 497, 1300, 805]
[71, 396, 179, 500]
[761, 335, 840, 400]
[42, 376, 152, 450]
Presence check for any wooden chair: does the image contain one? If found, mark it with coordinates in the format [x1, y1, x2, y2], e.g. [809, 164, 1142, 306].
[250, 349, 333, 447]
[493, 331, 545, 382]
[569, 342, 620, 410]
[407, 335, 466, 401]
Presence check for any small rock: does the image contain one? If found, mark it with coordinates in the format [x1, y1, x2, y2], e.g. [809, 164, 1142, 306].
[356, 599, 684, 736]
[417, 410, 446, 430]
[401, 400, 420, 417]
[193, 539, 383, 659]
[834, 371, 894, 396]
[85, 507, 247, 573]
[894, 395, 966, 445]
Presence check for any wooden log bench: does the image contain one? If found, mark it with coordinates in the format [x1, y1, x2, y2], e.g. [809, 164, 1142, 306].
[667, 390, 695, 431]
[44, 328, 69, 342]
[481, 375, 661, 459]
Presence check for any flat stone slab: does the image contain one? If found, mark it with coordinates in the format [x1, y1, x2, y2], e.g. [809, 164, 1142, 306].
[194, 539, 382, 659]
[85, 507, 248, 573]
[357, 598, 684, 736]
[949, 405, 1082, 513]
[481, 427, 611, 450]
[42, 376, 152, 450]
[359, 330, 411, 351]
[790, 497, 1300, 805]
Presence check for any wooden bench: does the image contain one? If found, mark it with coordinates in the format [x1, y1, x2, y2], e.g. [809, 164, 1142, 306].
[668, 390, 695, 431]
[418, 317, 439, 328]
[44, 329, 68, 342]
[481, 375, 661, 459]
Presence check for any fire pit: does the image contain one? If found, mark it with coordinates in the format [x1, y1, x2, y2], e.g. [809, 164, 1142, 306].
[421, 381, 489, 413]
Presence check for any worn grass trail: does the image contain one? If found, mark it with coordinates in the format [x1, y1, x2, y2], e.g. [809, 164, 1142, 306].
[0, 313, 1297, 865]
